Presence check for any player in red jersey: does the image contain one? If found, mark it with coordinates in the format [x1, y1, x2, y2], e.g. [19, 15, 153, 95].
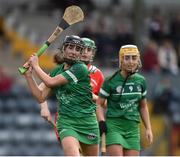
[81, 37, 104, 99]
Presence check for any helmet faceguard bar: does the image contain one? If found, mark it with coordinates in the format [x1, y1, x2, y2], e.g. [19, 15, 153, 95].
[81, 38, 97, 51]
[57, 35, 85, 65]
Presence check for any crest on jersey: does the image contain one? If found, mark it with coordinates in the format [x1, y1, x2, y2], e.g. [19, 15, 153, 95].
[137, 85, 142, 92]
[116, 85, 123, 93]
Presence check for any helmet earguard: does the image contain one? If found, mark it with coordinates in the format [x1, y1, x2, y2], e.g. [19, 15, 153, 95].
[81, 37, 97, 51]
[119, 45, 142, 71]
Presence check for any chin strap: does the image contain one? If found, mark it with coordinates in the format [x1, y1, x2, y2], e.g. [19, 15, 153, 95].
[64, 58, 77, 65]
[118, 71, 135, 101]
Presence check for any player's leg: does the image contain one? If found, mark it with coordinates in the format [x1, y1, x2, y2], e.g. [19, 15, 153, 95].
[61, 136, 80, 156]
[107, 144, 123, 156]
[123, 149, 140, 156]
[80, 142, 99, 156]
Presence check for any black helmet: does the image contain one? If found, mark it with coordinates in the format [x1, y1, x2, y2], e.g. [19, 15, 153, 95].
[63, 35, 84, 48]
[61, 35, 84, 65]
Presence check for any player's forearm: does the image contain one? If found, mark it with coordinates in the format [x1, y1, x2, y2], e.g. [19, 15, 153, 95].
[33, 66, 54, 87]
[96, 97, 106, 121]
[96, 105, 105, 121]
[140, 103, 152, 130]
[40, 101, 52, 122]
[33, 66, 67, 87]
[39, 101, 49, 110]
[25, 75, 44, 103]
[92, 93, 98, 102]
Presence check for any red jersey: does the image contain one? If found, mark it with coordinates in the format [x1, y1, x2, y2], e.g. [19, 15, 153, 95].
[88, 64, 104, 95]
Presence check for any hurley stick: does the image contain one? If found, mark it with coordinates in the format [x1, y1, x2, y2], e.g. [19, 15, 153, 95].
[49, 120, 56, 128]
[101, 133, 106, 155]
[18, 5, 84, 74]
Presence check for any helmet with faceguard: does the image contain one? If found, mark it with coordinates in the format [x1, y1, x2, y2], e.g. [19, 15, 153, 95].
[81, 37, 97, 64]
[60, 35, 85, 65]
[63, 35, 84, 48]
[119, 45, 142, 73]
[81, 38, 97, 50]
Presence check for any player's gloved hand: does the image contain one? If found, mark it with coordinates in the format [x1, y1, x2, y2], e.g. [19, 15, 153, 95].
[99, 121, 107, 136]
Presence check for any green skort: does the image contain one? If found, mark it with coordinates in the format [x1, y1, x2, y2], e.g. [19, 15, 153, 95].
[57, 114, 100, 145]
[106, 117, 140, 150]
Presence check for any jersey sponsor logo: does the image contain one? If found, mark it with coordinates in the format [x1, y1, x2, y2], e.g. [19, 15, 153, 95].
[87, 133, 97, 140]
[119, 102, 133, 109]
[57, 93, 70, 104]
[119, 102, 138, 110]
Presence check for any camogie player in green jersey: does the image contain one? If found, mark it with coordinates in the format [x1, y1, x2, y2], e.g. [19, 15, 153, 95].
[96, 45, 153, 156]
[23, 35, 99, 156]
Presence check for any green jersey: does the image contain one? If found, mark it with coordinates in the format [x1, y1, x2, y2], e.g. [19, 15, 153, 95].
[99, 72, 147, 122]
[50, 61, 96, 118]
